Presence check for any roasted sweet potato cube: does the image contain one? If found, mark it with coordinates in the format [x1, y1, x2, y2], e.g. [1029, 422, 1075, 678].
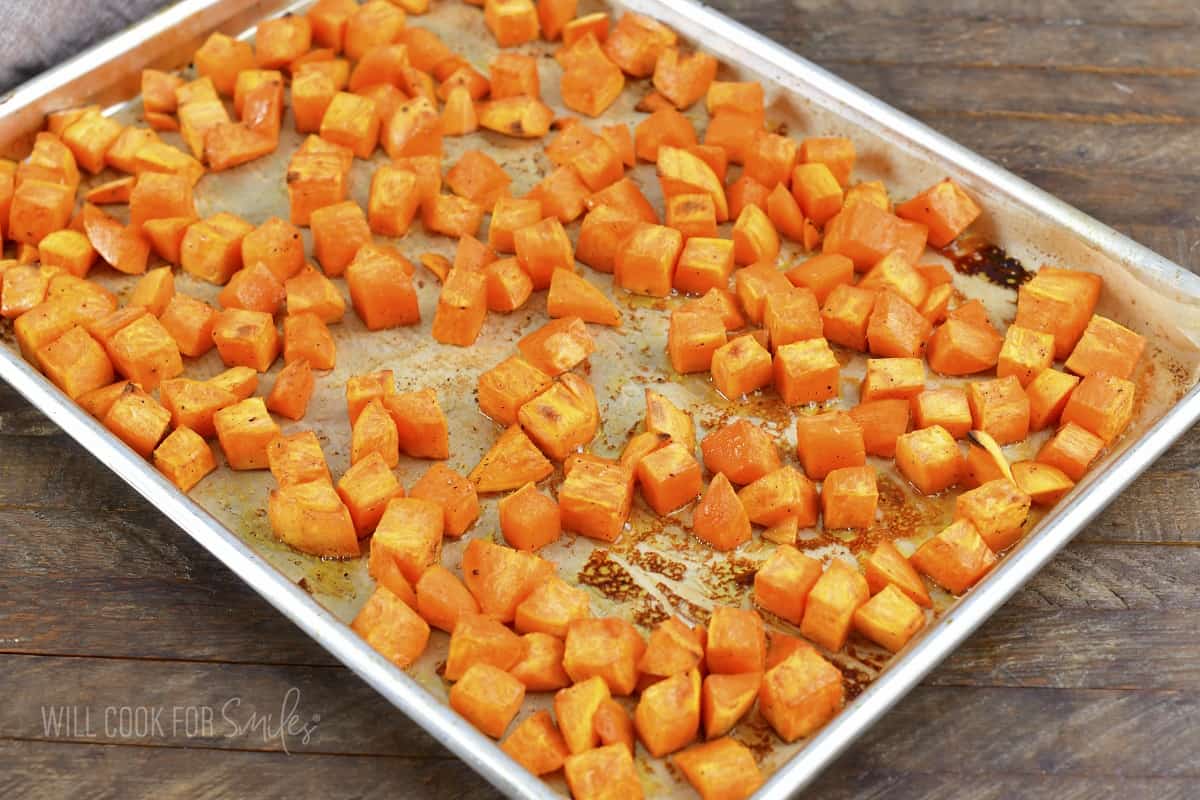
[348, 397, 398, 467]
[370, 497, 444, 587]
[700, 606, 763, 676]
[335, 452, 403, 537]
[1013, 267, 1102, 360]
[514, 575, 588, 639]
[310, 200, 370, 277]
[968, 376, 1030, 445]
[152, 294, 215, 360]
[860, 357, 925, 403]
[445, 612, 524, 680]
[344, 245, 419, 331]
[731, 262, 789, 327]
[666, 309, 725, 374]
[665, 192, 717, 239]
[501, 710, 569, 777]
[37, 230, 96, 278]
[61, 110, 124, 175]
[133, 138, 204, 187]
[409, 462, 479, 537]
[152, 426, 216, 492]
[961, 432, 1010, 489]
[997, 324, 1055, 387]
[860, 250, 931, 309]
[178, 214, 252, 284]
[698, 419, 779, 487]
[820, 201, 907, 271]
[613, 223, 682, 298]
[482, 257, 533, 312]
[208, 366, 258, 401]
[261, 431, 327, 492]
[9, 179, 74, 246]
[641, 389, 694, 453]
[430, 268, 488, 347]
[669, 237, 733, 296]
[634, 667, 701, 758]
[413, 565, 480, 636]
[863, 540, 932, 608]
[638, 616, 704, 679]
[192, 32, 254, 95]
[821, 465, 878, 530]
[759, 647, 843, 743]
[385, 388, 450, 460]
[105, 314, 183, 391]
[895, 424, 961, 495]
[739, 466, 818, 527]
[486, 197, 541, 255]
[799, 559, 869, 652]
[762, 291, 820, 355]
[791, 162, 843, 226]
[912, 519, 997, 595]
[352, 585, 430, 670]
[894, 178, 980, 247]
[382, 95, 443, 160]
[286, 151, 349, 226]
[848, 398, 910, 459]
[692, 472, 751, 551]
[955, 478, 1031, 552]
[710, 334, 772, 399]
[267, 478, 359, 558]
[563, 742, 641, 800]
[1026, 368, 1080, 432]
[212, 397, 280, 470]
[285, 265, 346, 323]
[102, 385, 171, 458]
[853, 584, 925, 653]
[445, 150, 512, 209]
[13, 300, 74, 362]
[218, 262, 285, 315]
[563, 617, 645, 696]
[127, 266, 175, 316]
[1037, 421, 1105, 482]
[212, 308, 279, 372]
[1012, 460, 1075, 507]
[511, 627, 568, 686]
[1061, 371, 1135, 444]
[291, 69, 337, 134]
[160, 378, 236, 438]
[344, 370, 395, 424]
[636, 441, 702, 515]
[517, 317, 594, 378]
[318, 92, 379, 159]
[37, 325, 114, 399]
[911, 387, 972, 439]
[364, 166, 419, 237]
[282, 312, 335, 371]
[926, 317, 1003, 376]
[672, 737, 763, 800]
[558, 457, 633, 542]
[820, 283, 877, 352]
[462, 538, 554, 622]
[1, 267, 47, 320]
[476, 356, 552, 426]
[867, 290, 931, 359]
[1065, 314, 1146, 381]
[795, 410, 865, 480]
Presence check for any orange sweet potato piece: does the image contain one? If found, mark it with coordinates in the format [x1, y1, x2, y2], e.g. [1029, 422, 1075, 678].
[502, 711, 569, 776]
[849, 398, 911, 459]
[759, 647, 843, 743]
[710, 334, 772, 400]
[268, 478, 359, 557]
[705, 606, 765, 676]
[1027, 368, 1081, 432]
[1013, 267, 1103, 360]
[153, 426, 216, 492]
[1061, 371, 1136, 444]
[211, 308, 279, 373]
[476, 356, 552, 426]
[853, 584, 925, 653]
[514, 575, 589, 639]
[564, 617, 646, 696]
[351, 397, 399, 467]
[1012, 460, 1076, 507]
[351, 586, 430, 667]
[37, 324, 114, 400]
[518, 317, 595, 377]
[753, 545, 822, 626]
[1036, 421, 1105, 482]
[83, 204, 150, 275]
[285, 265, 346, 323]
[635, 667, 701, 757]
[461, 538, 554, 623]
[820, 283, 877, 352]
[864, 540, 932, 608]
[514, 215, 575, 290]
[446, 612, 525, 681]
[410, 463, 480, 537]
[895, 179, 981, 248]
[895, 424, 961, 494]
[1065, 314, 1146, 381]
[636, 441, 703, 515]
[692, 473, 751, 551]
[911, 387, 973, 439]
[105, 313, 183, 391]
[102, 384, 171, 457]
[335, 451, 403, 537]
[821, 465, 878, 530]
[498, 481, 562, 551]
[265, 358, 314, 421]
[700, 419, 780, 486]
[564, 743, 643, 800]
[638, 616, 704, 678]
[385, 388, 450, 460]
[799, 559, 869, 652]
[634, 107, 697, 163]
[794, 410, 865, 480]
[449, 663, 526, 739]
[667, 308, 726, 375]
[673, 737, 764, 800]
[968, 376, 1031, 446]
[911, 518, 997, 595]
[283, 311, 336, 370]
[558, 457, 633, 542]
[370, 497, 444, 587]
[266, 430, 330, 487]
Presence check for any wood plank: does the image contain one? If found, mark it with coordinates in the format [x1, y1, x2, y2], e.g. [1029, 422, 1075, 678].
[708, 2, 1200, 71]
[0, 740, 498, 800]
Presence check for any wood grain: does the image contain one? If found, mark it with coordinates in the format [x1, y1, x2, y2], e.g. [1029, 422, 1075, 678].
[3, 1, 1199, 799]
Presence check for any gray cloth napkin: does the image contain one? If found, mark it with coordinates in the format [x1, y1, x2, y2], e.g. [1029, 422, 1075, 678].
[0, 1, 171, 93]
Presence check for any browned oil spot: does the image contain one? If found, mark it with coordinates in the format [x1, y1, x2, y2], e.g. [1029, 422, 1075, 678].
[626, 549, 687, 582]
[843, 666, 873, 701]
[860, 474, 951, 552]
[732, 713, 776, 762]
[699, 553, 760, 605]
[577, 549, 649, 603]
[941, 238, 1033, 289]
[653, 581, 711, 627]
[632, 595, 670, 629]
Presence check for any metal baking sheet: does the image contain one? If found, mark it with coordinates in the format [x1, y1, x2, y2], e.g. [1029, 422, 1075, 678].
[2, 0, 1199, 797]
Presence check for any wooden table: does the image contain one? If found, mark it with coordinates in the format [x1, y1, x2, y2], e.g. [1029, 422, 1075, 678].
[3, 1, 1198, 797]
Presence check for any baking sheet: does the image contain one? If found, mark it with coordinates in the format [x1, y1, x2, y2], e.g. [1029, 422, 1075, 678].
[2, 0, 1200, 797]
